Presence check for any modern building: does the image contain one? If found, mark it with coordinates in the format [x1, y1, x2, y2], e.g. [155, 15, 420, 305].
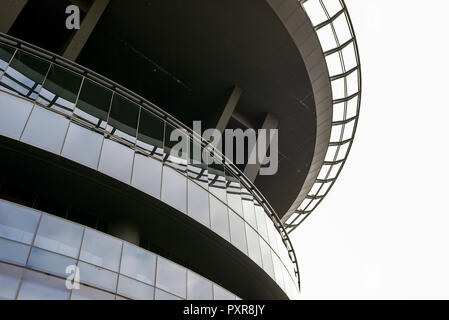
[0, 0, 361, 300]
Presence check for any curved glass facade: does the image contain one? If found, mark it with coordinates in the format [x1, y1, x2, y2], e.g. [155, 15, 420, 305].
[286, 0, 362, 232]
[0, 198, 241, 300]
[0, 37, 299, 299]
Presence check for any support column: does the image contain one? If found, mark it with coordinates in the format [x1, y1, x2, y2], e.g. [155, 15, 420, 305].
[63, 0, 110, 61]
[244, 112, 279, 183]
[0, 0, 28, 33]
[215, 86, 243, 134]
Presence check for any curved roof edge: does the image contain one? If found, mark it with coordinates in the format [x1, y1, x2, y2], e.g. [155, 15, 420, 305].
[267, 0, 333, 222]
[282, 0, 362, 232]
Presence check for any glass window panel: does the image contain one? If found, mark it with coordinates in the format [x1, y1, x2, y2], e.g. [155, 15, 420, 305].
[254, 203, 269, 241]
[80, 228, 122, 271]
[27, 248, 76, 277]
[131, 152, 162, 199]
[74, 79, 112, 128]
[213, 284, 235, 300]
[187, 180, 210, 227]
[0, 262, 23, 300]
[107, 94, 139, 144]
[259, 239, 275, 279]
[208, 162, 227, 203]
[229, 211, 247, 254]
[0, 237, 30, 265]
[77, 261, 118, 292]
[21, 105, 69, 154]
[161, 166, 187, 213]
[136, 108, 164, 158]
[120, 242, 156, 285]
[226, 174, 243, 217]
[61, 121, 103, 169]
[0, 91, 34, 139]
[155, 257, 186, 299]
[155, 288, 182, 300]
[0, 199, 40, 244]
[187, 271, 213, 300]
[245, 224, 262, 268]
[37, 65, 82, 115]
[71, 284, 115, 300]
[164, 124, 188, 173]
[115, 295, 129, 300]
[0, 43, 15, 75]
[209, 196, 230, 241]
[98, 137, 134, 184]
[0, 50, 50, 100]
[34, 215, 83, 258]
[17, 270, 70, 300]
[117, 275, 154, 300]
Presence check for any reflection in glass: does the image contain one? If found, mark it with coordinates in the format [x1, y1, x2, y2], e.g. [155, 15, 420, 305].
[117, 275, 154, 300]
[187, 271, 213, 300]
[77, 261, 118, 292]
[155, 288, 182, 300]
[155, 257, 186, 299]
[208, 162, 227, 203]
[136, 108, 164, 158]
[131, 152, 162, 199]
[98, 137, 134, 184]
[0, 50, 50, 100]
[17, 270, 70, 300]
[209, 196, 230, 241]
[37, 64, 82, 115]
[187, 180, 210, 227]
[245, 224, 263, 268]
[0, 262, 22, 300]
[120, 242, 156, 285]
[21, 105, 69, 154]
[61, 121, 104, 169]
[74, 79, 112, 128]
[161, 166, 187, 213]
[226, 173, 243, 217]
[34, 215, 83, 258]
[0, 91, 34, 139]
[107, 94, 139, 144]
[213, 284, 235, 300]
[229, 211, 248, 255]
[80, 229, 122, 272]
[27, 248, 76, 277]
[0, 238, 30, 265]
[71, 284, 115, 300]
[0, 199, 40, 244]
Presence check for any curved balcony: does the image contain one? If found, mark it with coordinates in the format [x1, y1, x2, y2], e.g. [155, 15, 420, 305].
[0, 198, 241, 300]
[0, 33, 299, 299]
[284, 0, 362, 232]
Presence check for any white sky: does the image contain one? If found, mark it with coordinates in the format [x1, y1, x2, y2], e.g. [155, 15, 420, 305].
[292, 0, 449, 299]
